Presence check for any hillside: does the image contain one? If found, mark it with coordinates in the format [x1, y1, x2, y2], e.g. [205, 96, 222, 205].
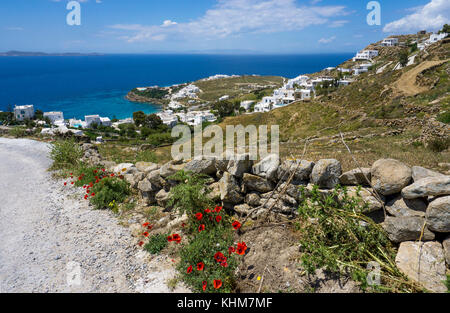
[218, 34, 450, 172]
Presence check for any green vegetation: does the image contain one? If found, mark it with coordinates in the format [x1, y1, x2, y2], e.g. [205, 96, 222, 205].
[437, 111, 450, 124]
[168, 171, 239, 293]
[49, 139, 83, 170]
[296, 185, 420, 292]
[144, 233, 169, 254]
[89, 176, 130, 210]
[9, 126, 27, 138]
[134, 88, 169, 99]
[427, 137, 450, 152]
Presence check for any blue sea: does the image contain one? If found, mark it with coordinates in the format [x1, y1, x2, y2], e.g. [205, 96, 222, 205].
[0, 54, 352, 120]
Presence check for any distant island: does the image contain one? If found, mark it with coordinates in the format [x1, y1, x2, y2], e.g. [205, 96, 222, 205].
[0, 51, 104, 57]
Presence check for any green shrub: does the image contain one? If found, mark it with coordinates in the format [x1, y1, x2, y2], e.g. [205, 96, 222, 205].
[9, 126, 27, 138]
[437, 111, 450, 124]
[296, 185, 420, 292]
[49, 139, 83, 170]
[89, 177, 130, 210]
[144, 233, 169, 254]
[428, 138, 450, 152]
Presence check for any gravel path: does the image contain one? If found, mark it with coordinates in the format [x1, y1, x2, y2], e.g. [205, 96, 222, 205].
[0, 138, 188, 293]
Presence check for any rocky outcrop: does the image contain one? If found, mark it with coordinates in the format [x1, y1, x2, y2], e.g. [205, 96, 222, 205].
[227, 154, 253, 177]
[411, 166, 445, 182]
[310, 159, 342, 189]
[184, 158, 216, 175]
[402, 176, 450, 199]
[385, 195, 427, 217]
[277, 160, 314, 184]
[339, 168, 371, 186]
[371, 159, 412, 196]
[395, 241, 447, 293]
[243, 173, 274, 193]
[252, 154, 279, 181]
[219, 172, 243, 204]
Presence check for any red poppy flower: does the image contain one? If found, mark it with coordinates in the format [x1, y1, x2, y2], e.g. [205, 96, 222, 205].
[214, 252, 226, 263]
[94, 170, 98, 174]
[102, 169, 105, 172]
[70, 173, 73, 176]
[197, 262, 205, 271]
[172, 234, 181, 244]
[195, 212, 203, 220]
[236, 242, 247, 255]
[213, 280, 222, 289]
[198, 224, 205, 232]
[202, 281, 207, 292]
[215, 215, 222, 223]
[232, 220, 241, 230]
[187, 266, 193, 274]
[71, 182, 74, 185]
[215, 206, 222, 213]
[228, 246, 235, 255]
[78, 177, 82, 181]
[143, 222, 150, 227]
[204, 208, 211, 213]
[111, 173, 115, 177]
[138, 241, 144, 246]
[220, 261, 228, 267]
[83, 185, 86, 189]
[147, 225, 153, 230]
[91, 193, 95, 197]
[143, 232, 149, 237]
[167, 235, 173, 242]
[84, 195, 88, 200]
[64, 182, 67, 186]
[181, 223, 186, 228]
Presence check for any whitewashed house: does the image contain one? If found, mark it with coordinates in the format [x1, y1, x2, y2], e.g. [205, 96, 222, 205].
[14, 105, 34, 121]
[427, 33, 448, 44]
[381, 37, 398, 47]
[43, 111, 64, 124]
[69, 118, 83, 128]
[85, 115, 102, 128]
[338, 79, 352, 86]
[157, 111, 179, 128]
[240, 100, 255, 111]
[353, 50, 378, 61]
[100, 117, 112, 127]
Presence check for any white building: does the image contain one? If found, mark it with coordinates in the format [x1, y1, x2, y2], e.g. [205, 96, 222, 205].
[43, 111, 64, 124]
[240, 100, 255, 111]
[100, 117, 112, 127]
[296, 89, 312, 101]
[85, 115, 102, 128]
[69, 118, 83, 128]
[338, 79, 353, 86]
[157, 111, 179, 128]
[381, 37, 399, 47]
[427, 33, 448, 44]
[353, 50, 378, 61]
[14, 105, 34, 121]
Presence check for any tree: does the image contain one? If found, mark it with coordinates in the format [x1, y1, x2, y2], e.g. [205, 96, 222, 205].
[439, 24, 450, 34]
[35, 109, 44, 120]
[133, 111, 146, 127]
[144, 113, 163, 130]
[399, 51, 409, 67]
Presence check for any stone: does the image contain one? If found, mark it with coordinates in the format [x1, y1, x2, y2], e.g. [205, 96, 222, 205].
[395, 241, 447, 293]
[402, 176, 450, 199]
[137, 179, 157, 193]
[113, 163, 137, 175]
[147, 170, 165, 189]
[184, 158, 216, 175]
[339, 168, 371, 186]
[234, 203, 251, 216]
[385, 195, 427, 217]
[310, 159, 342, 189]
[124, 172, 144, 189]
[166, 213, 188, 230]
[426, 196, 450, 233]
[140, 191, 156, 205]
[215, 154, 230, 172]
[382, 217, 435, 243]
[371, 159, 412, 196]
[251, 154, 280, 181]
[227, 153, 253, 177]
[207, 182, 221, 200]
[135, 161, 159, 174]
[155, 189, 170, 207]
[340, 187, 384, 213]
[243, 173, 275, 193]
[277, 183, 302, 202]
[443, 235, 450, 266]
[159, 162, 184, 178]
[245, 192, 261, 207]
[277, 160, 315, 184]
[411, 166, 445, 182]
[219, 172, 243, 204]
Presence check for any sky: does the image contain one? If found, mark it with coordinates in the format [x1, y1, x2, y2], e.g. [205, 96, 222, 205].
[0, 0, 449, 54]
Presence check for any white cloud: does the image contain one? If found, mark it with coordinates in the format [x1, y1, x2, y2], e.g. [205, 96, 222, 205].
[5, 26, 24, 31]
[318, 36, 336, 44]
[383, 0, 450, 33]
[110, 0, 348, 43]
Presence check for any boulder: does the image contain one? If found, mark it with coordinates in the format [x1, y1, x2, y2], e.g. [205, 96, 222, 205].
[339, 168, 371, 186]
[159, 163, 184, 178]
[426, 196, 450, 233]
[277, 183, 302, 202]
[234, 203, 251, 216]
[124, 172, 144, 189]
[137, 179, 157, 193]
[443, 235, 450, 266]
[184, 158, 216, 175]
[412, 166, 445, 182]
[252, 154, 280, 181]
[135, 162, 159, 174]
[227, 153, 253, 177]
[340, 187, 384, 213]
[245, 192, 261, 207]
[113, 163, 137, 175]
[243, 173, 275, 193]
[402, 176, 450, 199]
[277, 160, 315, 184]
[310, 159, 342, 189]
[147, 170, 165, 189]
[219, 172, 243, 204]
[385, 195, 427, 217]
[395, 241, 447, 293]
[371, 159, 412, 196]
[215, 153, 230, 172]
[140, 191, 156, 205]
[155, 189, 170, 207]
[207, 182, 221, 200]
[382, 216, 435, 243]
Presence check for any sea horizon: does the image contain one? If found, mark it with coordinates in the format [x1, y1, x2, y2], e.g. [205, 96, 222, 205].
[0, 53, 353, 120]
